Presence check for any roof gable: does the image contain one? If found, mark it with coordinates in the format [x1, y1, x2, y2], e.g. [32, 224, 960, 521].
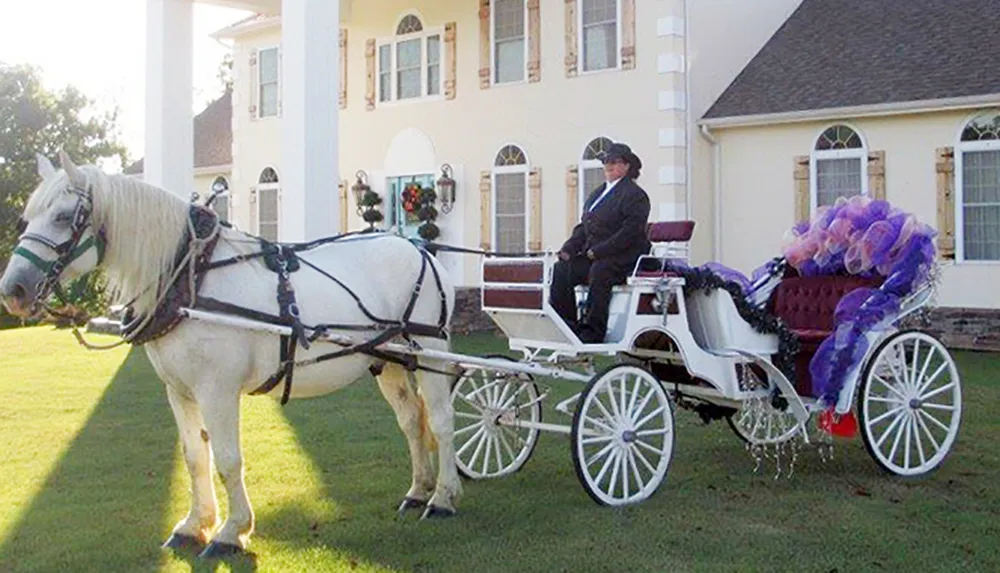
[124, 89, 232, 175]
[703, 0, 1000, 120]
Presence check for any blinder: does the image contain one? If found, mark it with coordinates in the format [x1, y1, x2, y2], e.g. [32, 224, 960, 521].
[12, 184, 106, 308]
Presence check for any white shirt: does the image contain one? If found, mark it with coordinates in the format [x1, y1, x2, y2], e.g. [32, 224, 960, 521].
[587, 177, 622, 212]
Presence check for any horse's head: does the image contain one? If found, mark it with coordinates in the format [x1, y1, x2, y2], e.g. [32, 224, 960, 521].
[0, 151, 106, 318]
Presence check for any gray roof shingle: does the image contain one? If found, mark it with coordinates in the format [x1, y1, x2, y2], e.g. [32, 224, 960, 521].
[124, 89, 232, 174]
[702, 0, 1000, 120]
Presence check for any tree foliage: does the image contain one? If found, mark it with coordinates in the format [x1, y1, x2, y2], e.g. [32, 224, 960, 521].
[0, 62, 129, 326]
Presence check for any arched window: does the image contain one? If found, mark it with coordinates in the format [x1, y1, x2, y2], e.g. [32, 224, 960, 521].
[492, 144, 529, 253]
[579, 136, 613, 216]
[209, 176, 230, 223]
[256, 167, 280, 241]
[377, 13, 442, 103]
[810, 124, 868, 211]
[956, 111, 1000, 261]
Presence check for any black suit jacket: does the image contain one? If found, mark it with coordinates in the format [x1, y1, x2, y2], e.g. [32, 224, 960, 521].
[561, 177, 651, 268]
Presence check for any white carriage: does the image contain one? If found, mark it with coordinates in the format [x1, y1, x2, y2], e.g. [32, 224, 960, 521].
[449, 221, 963, 506]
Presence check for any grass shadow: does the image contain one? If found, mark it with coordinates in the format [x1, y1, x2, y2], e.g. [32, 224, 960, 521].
[0, 346, 179, 573]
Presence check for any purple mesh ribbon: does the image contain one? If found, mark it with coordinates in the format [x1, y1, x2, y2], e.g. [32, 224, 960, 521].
[781, 196, 937, 406]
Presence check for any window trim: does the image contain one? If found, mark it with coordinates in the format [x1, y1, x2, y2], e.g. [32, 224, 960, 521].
[490, 0, 530, 86]
[375, 13, 445, 107]
[808, 123, 869, 215]
[576, 0, 623, 75]
[491, 144, 531, 252]
[255, 167, 281, 241]
[256, 45, 281, 119]
[955, 129, 1000, 264]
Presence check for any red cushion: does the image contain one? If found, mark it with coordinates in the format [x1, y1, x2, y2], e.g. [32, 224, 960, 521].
[790, 328, 831, 344]
[646, 221, 695, 242]
[770, 275, 883, 333]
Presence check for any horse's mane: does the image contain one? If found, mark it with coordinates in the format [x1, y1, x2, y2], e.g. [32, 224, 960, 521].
[26, 165, 202, 317]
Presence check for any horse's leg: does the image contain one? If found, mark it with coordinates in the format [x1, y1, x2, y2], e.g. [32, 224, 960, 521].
[375, 363, 436, 514]
[163, 384, 219, 549]
[195, 388, 254, 558]
[413, 354, 463, 519]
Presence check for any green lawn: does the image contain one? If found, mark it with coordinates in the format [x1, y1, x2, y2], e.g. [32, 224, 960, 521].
[0, 326, 998, 572]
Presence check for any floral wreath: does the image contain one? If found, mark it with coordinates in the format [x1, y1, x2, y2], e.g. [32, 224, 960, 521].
[401, 181, 440, 241]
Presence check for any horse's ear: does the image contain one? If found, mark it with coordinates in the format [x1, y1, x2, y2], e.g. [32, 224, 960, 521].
[36, 153, 56, 180]
[59, 150, 86, 188]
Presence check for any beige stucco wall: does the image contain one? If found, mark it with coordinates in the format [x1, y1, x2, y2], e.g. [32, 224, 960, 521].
[223, 0, 807, 286]
[686, 0, 803, 264]
[712, 109, 1000, 309]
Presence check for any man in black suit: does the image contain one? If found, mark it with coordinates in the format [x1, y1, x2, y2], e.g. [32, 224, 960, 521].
[550, 142, 651, 343]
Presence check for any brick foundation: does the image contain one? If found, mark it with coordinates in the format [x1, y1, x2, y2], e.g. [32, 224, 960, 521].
[450, 287, 501, 335]
[902, 306, 1000, 353]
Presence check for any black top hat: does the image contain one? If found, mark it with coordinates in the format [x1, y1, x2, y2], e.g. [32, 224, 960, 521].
[601, 142, 642, 170]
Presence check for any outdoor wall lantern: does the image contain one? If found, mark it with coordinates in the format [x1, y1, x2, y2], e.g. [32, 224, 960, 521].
[436, 163, 456, 214]
[351, 169, 371, 215]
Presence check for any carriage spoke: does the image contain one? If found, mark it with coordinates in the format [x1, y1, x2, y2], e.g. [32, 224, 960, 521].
[630, 443, 657, 475]
[480, 434, 494, 475]
[627, 374, 641, 421]
[456, 426, 485, 457]
[634, 438, 665, 457]
[593, 447, 620, 486]
[584, 413, 618, 436]
[875, 412, 905, 449]
[635, 427, 670, 437]
[917, 408, 951, 433]
[874, 374, 907, 401]
[607, 449, 622, 497]
[915, 411, 942, 452]
[603, 383, 624, 425]
[903, 416, 913, 469]
[629, 386, 656, 425]
[887, 415, 908, 465]
[920, 381, 957, 402]
[634, 405, 666, 431]
[908, 339, 920, 389]
[619, 449, 629, 498]
[869, 405, 904, 426]
[917, 362, 949, 397]
[454, 411, 484, 420]
[627, 448, 645, 492]
[921, 402, 956, 412]
[586, 441, 616, 468]
[492, 434, 505, 474]
[581, 434, 615, 445]
[498, 382, 528, 411]
[455, 420, 483, 436]
[916, 343, 936, 391]
[911, 415, 927, 467]
[467, 428, 488, 469]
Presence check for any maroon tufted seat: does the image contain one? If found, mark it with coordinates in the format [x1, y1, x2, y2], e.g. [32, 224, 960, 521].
[768, 274, 884, 396]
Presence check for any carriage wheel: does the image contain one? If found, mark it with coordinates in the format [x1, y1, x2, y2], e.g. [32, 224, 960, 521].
[571, 364, 675, 506]
[451, 358, 542, 479]
[858, 330, 962, 477]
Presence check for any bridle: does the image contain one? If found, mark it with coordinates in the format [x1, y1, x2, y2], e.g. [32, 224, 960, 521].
[13, 184, 106, 312]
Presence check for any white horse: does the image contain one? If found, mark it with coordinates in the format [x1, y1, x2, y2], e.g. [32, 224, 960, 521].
[0, 151, 462, 558]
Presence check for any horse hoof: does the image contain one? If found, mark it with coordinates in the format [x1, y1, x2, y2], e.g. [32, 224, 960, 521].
[396, 497, 427, 515]
[198, 541, 243, 559]
[162, 533, 203, 550]
[420, 504, 456, 520]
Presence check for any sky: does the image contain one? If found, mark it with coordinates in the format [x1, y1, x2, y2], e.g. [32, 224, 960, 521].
[0, 0, 253, 168]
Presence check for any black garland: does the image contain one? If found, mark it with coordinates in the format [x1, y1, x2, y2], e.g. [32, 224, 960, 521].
[662, 262, 800, 387]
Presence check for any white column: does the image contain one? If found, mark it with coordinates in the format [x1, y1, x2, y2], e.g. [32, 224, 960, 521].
[281, 0, 340, 242]
[144, 0, 194, 199]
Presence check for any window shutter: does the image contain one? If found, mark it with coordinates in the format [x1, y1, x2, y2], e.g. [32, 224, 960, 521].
[445, 22, 457, 100]
[529, 167, 543, 251]
[794, 155, 810, 223]
[868, 150, 886, 201]
[365, 38, 376, 110]
[249, 49, 259, 119]
[339, 29, 348, 109]
[527, 0, 541, 82]
[338, 180, 348, 233]
[935, 146, 956, 260]
[480, 170, 493, 251]
[566, 164, 579, 234]
[621, 0, 636, 70]
[479, 0, 491, 89]
[564, 0, 578, 77]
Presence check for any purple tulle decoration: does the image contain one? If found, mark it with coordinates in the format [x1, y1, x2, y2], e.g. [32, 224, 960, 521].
[781, 195, 938, 407]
